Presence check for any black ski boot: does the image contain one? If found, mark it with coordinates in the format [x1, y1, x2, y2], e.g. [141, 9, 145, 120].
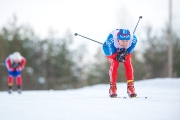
[17, 85, 22, 94]
[8, 86, 12, 94]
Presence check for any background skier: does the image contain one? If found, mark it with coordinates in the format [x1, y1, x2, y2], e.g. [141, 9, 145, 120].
[5, 52, 26, 93]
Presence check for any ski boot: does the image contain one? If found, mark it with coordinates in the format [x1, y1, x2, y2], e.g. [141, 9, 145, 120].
[17, 85, 22, 94]
[8, 86, 12, 94]
[127, 80, 137, 98]
[109, 83, 117, 98]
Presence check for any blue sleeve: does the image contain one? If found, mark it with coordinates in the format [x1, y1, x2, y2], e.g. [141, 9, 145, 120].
[102, 34, 117, 56]
[127, 35, 138, 53]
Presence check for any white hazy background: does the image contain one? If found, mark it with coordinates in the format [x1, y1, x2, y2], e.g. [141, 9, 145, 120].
[0, 0, 180, 57]
[0, 78, 180, 120]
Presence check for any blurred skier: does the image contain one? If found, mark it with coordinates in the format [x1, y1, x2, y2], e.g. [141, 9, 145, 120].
[5, 52, 26, 94]
[102, 29, 138, 98]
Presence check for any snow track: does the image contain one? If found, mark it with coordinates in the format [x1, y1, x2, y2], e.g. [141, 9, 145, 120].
[0, 78, 180, 120]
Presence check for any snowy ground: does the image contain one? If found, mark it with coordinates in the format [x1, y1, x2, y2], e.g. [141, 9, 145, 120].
[0, 78, 180, 120]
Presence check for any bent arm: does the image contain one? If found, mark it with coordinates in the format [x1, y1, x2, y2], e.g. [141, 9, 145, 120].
[127, 35, 138, 53]
[103, 34, 117, 56]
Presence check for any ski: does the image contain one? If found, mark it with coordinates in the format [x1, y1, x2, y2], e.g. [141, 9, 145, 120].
[122, 96, 147, 99]
[114, 96, 148, 99]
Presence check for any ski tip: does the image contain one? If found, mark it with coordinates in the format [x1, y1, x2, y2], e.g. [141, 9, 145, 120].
[123, 97, 126, 99]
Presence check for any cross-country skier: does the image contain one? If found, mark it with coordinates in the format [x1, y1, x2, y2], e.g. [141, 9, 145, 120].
[102, 29, 138, 98]
[5, 52, 26, 93]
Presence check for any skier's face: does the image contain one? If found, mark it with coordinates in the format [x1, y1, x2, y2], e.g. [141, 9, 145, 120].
[14, 59, 19, 64]
[118, 40, 129, 48]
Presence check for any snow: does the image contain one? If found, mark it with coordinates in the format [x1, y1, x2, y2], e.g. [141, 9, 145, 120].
[0, 78, 180, 120]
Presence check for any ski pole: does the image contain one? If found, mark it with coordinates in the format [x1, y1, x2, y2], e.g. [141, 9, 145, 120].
[74, 33, 106, 46]
[133, 16, 143, 34]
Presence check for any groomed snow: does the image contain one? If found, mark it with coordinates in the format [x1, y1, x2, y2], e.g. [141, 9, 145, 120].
[0, 78, 180, 120]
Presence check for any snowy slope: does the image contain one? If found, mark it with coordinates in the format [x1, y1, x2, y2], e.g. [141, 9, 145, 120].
[0, 78, 180, 120]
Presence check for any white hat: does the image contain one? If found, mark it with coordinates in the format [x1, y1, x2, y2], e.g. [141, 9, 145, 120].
[11, 52, 22, 61]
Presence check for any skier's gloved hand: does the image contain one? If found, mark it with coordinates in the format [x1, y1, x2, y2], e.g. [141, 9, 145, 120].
[119, 48, 128, 56]
[16, 66, 22, 71]
[116, 48, 128, 62]
[12, 62, 20, 69]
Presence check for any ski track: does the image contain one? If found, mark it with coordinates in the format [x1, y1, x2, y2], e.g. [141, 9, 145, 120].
[0, 78, 180, 120]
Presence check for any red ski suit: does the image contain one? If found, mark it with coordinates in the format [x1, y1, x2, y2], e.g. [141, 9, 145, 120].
[102, 29, 138, 84]
[107, 52, 134, 84]
[5, 56, 26, 86]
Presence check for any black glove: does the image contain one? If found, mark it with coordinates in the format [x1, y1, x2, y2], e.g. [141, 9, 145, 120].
[116, 48, 128, 62]
[12, 62, 20, 69]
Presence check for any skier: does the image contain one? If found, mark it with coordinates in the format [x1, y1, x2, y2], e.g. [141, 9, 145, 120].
[5, 52, 26, 93]
[102, 29, 138, 98]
